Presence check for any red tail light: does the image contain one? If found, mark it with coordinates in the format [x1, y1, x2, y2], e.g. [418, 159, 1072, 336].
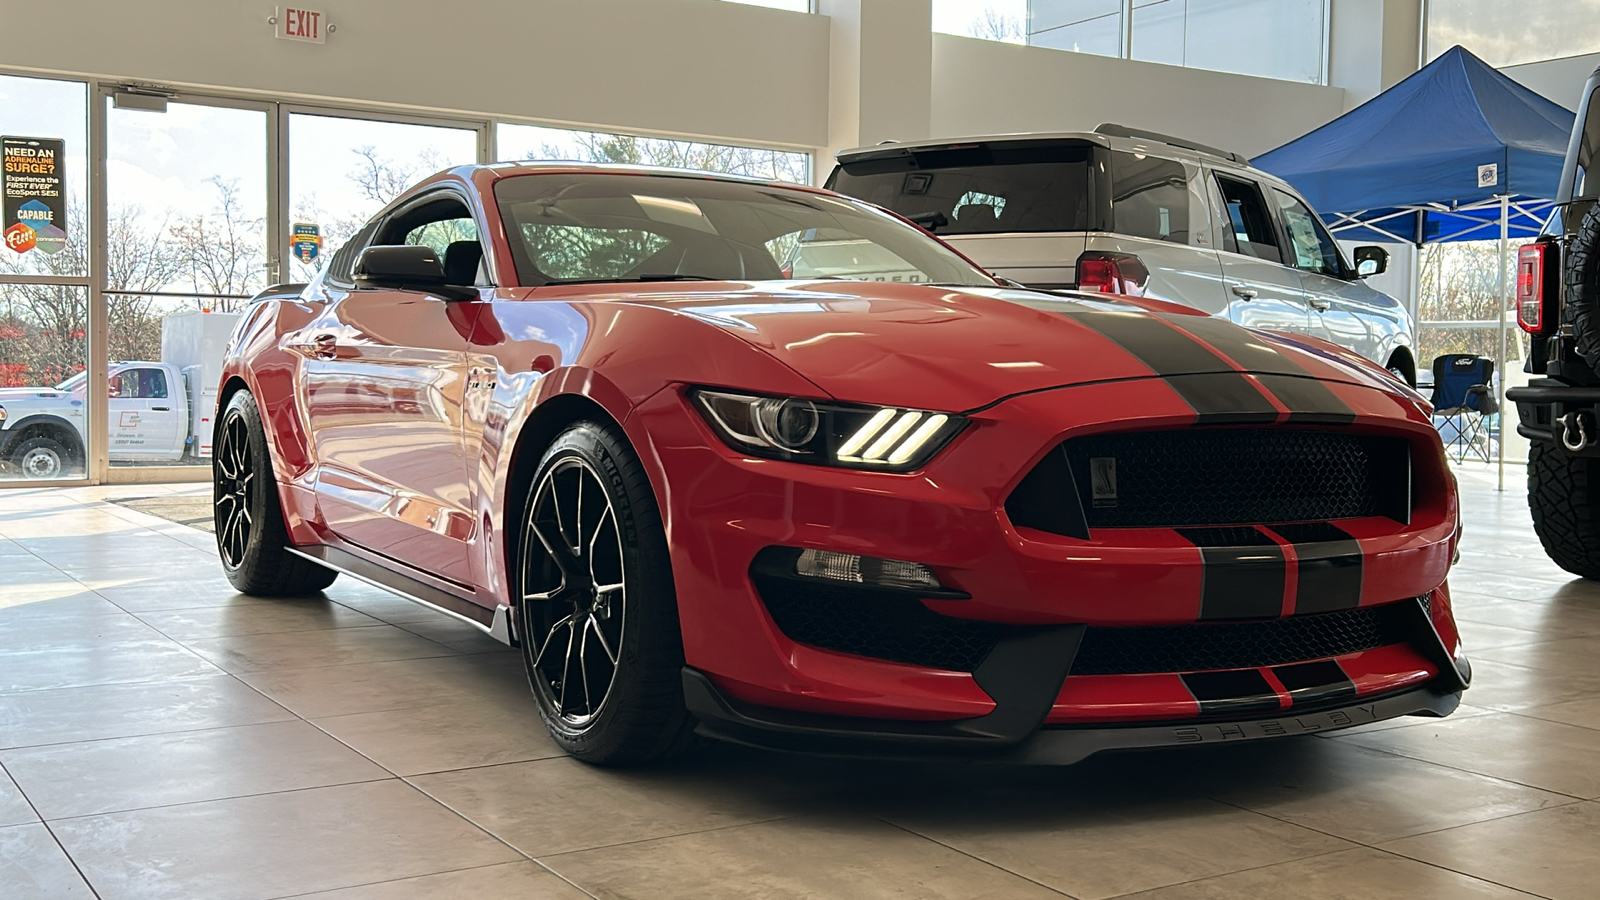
[1075, 251, 1148, 296]
[1517, 242, 1555, 335]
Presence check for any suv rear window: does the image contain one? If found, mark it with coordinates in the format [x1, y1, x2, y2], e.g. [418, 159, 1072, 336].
[828, 145, 1092, 235]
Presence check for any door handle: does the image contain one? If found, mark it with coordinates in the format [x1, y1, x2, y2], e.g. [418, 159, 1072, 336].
[1230, 285, 1258, 300]
[151, 406, 171, 411]
[1309, 296, 1332, 312]
[310, 334, 338, 359]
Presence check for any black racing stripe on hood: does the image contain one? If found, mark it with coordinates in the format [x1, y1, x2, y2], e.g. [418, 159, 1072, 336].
[1159, 314, 1357, 424]
[1071, 310, 1278, 423]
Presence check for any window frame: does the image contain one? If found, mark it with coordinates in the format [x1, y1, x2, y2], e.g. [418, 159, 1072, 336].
[1211, 171, 1283, 265]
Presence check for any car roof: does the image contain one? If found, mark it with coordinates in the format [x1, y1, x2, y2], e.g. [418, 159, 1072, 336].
[835, 126, 1253, 171]
[456, 160, 814, 190]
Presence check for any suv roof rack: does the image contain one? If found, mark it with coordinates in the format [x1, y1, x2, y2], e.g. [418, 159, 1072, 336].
[1093, 123, 1249, 166]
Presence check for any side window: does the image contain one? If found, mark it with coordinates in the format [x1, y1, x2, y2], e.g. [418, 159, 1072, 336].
[1111, 152, 1190, 243]
[374, 194, 488, 287]
[1272, 188, 1343, 277]
[405, 217, 478, 256]
[111, 368, 166, 399]
[1214, 175, 1281, 264]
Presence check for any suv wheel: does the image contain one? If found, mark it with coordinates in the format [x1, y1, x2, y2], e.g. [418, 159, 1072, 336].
[1528, 441, 1600, 579]
[214, 390, 339, 595]
[516, 420, 696, 766]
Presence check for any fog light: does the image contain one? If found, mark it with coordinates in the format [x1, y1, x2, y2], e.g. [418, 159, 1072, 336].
[795, 549, 943, 590]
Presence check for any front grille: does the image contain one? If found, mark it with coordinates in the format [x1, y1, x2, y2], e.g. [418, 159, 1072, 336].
[754, 574, 1018, 672]
[1053, 428, 1411, 530]
[1069, 601, 1417, 675]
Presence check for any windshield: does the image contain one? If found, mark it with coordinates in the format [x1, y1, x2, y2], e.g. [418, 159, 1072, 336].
[55, 372, 86, 392]
[492, 173, 996, 288]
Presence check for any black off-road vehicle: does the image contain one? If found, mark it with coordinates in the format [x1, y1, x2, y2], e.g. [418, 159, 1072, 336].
[1509, 65, 1600, 578]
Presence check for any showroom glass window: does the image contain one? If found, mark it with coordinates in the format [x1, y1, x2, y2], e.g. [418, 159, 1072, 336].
[938, 1, 1328, 84]
[1426, 0, 1600, 67]
[497, 123, 810, 184]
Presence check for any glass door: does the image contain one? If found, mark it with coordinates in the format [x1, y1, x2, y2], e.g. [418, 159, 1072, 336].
[102, 91, 275, 479]
[284, 109, 484, 284]
[0, 75, 92, 484]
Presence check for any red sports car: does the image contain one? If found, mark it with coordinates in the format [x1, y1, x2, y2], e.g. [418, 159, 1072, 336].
[214, 164, 1469, 765]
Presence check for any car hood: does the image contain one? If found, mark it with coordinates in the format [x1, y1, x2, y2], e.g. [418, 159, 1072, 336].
[0, 388, 67, 401]
[573, 281, 1408, 412]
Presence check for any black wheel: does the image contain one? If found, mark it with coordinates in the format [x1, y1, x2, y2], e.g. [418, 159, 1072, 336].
[516, 420, 694, 766]
[10, 435, 74, 480]
[1564, 204, 1600, 375]
[1528, 440, 1600, 579]
[214, 390, 338, 595]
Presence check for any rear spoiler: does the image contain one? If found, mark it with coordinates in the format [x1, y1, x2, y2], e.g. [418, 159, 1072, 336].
[1093, 123, 1249, 166]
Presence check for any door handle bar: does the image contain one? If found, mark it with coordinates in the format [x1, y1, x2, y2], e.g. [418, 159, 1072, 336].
[1230, 285, 1258, 300]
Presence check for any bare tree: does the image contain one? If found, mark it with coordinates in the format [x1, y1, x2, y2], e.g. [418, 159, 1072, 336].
[1417, 241, 1524, 369]
[969, 5, 1025, 43]
[540, 131, 809, 184]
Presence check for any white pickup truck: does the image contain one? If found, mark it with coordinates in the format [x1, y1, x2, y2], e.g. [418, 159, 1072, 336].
[0, 310, 239, 479]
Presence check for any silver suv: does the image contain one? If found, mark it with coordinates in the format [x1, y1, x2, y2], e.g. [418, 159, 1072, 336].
[826, 125, 1416, 384]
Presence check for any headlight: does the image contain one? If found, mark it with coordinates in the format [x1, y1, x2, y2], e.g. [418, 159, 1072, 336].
[691, 388, 965, 471]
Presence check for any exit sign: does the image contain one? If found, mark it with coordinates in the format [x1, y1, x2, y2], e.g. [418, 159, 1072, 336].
[275, 6, 327, 43]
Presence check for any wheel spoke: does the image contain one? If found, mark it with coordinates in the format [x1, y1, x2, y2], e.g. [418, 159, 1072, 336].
[557, 623, 576, 713]
[532, 613, 575, 668]
[587, 616, 618, 664]
[579, 625, 594, 713]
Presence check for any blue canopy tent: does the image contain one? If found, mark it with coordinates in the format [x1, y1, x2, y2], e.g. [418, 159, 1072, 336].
[1255, 45, 1574, 246]
[1255, 45, 1575, 489]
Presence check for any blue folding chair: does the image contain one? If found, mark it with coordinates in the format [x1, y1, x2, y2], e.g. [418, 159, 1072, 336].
[1431, 355, 1498, 463]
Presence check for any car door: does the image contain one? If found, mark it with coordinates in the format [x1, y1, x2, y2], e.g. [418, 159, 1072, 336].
[107, 366, 181, 458]
[1268, 185, 1392, 365]
[296, 191, 487, 586]
[1208, 170, 1313, 336]
[1267, 184, 1382, 357]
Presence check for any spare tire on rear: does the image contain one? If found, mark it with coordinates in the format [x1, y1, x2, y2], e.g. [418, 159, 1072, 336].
[1563, 203, 1600, 375]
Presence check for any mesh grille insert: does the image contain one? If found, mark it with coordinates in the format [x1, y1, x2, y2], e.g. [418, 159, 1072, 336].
[755, 575, 1017, 672]
[1070, 601, 1418, 676]
[1060, 429, 1410, 529]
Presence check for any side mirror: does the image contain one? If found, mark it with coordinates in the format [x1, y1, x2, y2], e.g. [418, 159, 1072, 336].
[1353, 245, 1389, 278]
[354, 245, 477, 301]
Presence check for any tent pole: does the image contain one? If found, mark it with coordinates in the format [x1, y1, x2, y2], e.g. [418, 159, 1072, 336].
[1498, 194, 1509, 492]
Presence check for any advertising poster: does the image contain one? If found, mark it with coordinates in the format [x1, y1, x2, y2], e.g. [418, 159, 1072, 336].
[2, 136, 67, 256]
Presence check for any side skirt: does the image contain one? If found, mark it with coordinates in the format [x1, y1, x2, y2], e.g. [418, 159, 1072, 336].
[287, 545, 515, 645]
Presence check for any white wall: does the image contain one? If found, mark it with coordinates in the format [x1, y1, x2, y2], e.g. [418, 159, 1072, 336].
[928, 34, 1348, 159]
[0, 0, 832, 150]
[1502, 53, 1600, 110]
[1327, 0, 1422, 110]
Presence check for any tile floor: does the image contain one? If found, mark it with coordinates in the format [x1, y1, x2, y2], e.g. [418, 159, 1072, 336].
[0, 468, 1596, 899]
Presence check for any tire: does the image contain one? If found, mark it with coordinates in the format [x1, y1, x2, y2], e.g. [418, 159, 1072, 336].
[214, 390, 338, 595]
[515, 419, 695, 766]
[10, 435, 74, 480]
[1564, 203, 1600, 375]
[1528, 440, 1600, 579]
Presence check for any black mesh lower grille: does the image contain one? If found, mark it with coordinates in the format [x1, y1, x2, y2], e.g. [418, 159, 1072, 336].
[1070, 601, 1418, 675]
[1054, 429, 1410, 529]
[755, 575, 1016, 672]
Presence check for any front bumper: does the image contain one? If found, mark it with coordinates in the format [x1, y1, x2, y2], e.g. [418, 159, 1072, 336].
[631, 378, 1463, 727]
[685, 667, 1464, 764]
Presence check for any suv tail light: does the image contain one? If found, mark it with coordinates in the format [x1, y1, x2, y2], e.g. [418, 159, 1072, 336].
[1075, 251, 1148, 296]
[1517, 242, 1555, 335]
